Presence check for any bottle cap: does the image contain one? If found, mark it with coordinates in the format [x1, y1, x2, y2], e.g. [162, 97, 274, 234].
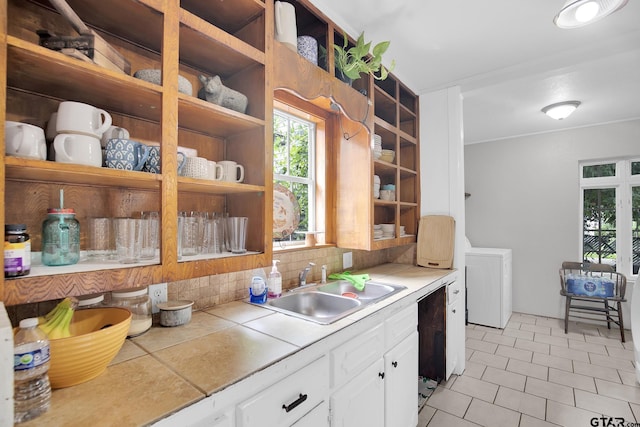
[19, 317, 39, 328]
[47, 208, 76, 214]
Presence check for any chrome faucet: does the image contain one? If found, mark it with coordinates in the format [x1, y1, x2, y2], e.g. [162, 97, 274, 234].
[299, 262, 316, 287]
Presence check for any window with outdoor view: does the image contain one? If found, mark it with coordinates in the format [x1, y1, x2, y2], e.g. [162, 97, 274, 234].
[273, 109, 316, 246]
[580, 159, 640, 276]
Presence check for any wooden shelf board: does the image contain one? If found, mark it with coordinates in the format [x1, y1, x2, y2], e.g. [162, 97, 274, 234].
[374, 159, 397, 174]
[180, 0, 265, 35]
[399, 167, 417, 178]
[178, 177, 264, 194]
[178, 94, 265, 137]
[5, 157, 162, 190]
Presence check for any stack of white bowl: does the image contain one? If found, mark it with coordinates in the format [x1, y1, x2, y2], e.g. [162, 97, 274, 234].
[373, 224, 383, 239]
[373, 174, 380, 198]
[380, 223, 395, 238]
[399, 225, 406, 236]
[380, 149, 395, 163]
[372, 134, 382, 159]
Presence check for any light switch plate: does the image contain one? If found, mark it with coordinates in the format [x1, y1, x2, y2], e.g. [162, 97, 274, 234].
[343, 252, 353, 269]
[148, 283, 168, 314]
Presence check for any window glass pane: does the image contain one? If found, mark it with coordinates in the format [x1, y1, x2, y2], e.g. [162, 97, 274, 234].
[289, 120, 310, 179]
[582, 163, 616, 178]
[633, 186, 640, 274]
[583, 188, 617, 268]
[632, 161, 640, 175]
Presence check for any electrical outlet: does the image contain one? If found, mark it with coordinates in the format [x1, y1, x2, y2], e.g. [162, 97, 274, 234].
[148, 283, 168, 314]
[343, 252, 353, 269]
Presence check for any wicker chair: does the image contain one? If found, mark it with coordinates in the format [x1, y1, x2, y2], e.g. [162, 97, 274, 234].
[559, 261, 627, 342]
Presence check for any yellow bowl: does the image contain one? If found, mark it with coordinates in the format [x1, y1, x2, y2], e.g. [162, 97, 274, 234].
[48, 307, 131, 389]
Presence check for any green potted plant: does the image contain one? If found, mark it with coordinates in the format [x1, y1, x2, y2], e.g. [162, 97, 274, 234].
[332, 31, 395, 84]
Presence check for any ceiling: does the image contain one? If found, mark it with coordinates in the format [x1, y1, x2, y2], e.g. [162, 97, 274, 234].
[305, 0, 640, 144]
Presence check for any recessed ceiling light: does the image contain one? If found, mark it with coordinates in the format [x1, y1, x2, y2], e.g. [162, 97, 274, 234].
[554, 0, 628, 29]
[541, 101, 581, 120]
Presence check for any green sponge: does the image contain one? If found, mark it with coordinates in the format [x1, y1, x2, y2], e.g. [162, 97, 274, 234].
[328, 271, 370, 291]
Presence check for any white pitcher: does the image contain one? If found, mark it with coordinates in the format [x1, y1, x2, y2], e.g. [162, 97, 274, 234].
[275, 1, 297, 52]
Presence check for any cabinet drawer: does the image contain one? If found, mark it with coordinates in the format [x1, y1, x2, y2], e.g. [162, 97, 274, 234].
[331, 323, 384, 388]
[237, 356, 328, 427]
[385, 303, 417, 350]
[447, 280, 461, 304]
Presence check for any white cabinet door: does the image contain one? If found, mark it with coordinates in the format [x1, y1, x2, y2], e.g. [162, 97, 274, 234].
[331, 358, 385, 427]
[446, 298, 459, 379]
[384, 331, 418, 427]
[291, 401, 328, 427]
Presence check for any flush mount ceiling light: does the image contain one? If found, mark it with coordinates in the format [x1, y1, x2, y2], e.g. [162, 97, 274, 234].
[541, 101, 581, 120]
[554, 0, 629, 28]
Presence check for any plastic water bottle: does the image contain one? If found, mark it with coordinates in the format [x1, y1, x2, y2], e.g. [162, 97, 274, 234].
[13, 317, 51, 423]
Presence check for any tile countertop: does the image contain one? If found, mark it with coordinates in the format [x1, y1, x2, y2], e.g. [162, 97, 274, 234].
[20, 263, 455, 427]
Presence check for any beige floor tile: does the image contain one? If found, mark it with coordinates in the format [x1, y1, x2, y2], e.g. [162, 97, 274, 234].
[426, 409, 481, 427]
[595, 378, 640, 404]
[425, 387, 473, 418]
[464, 398, 520, 427]
[506, 359, 548, 380]
[515, 338, 550, 355]
[606, 346, 635, 361]
[496, 344, 533, 362]
[569, 321, 602, 337]
[451, 375, 499, 402]
[440, 374, 458, 389]
[573, 360, 621, 383]
[503, 328, 535, 341]
[534, 333, 569, 347]
[470, 350, 509, 370]
[568, 339, 608, 355]
[505, 320, 522, 329]
[546, 400, 601, 427]
[548, 367, 596, 392]
[590, 353, 636, 372]
[551, 328, 586, 342]
[622, 339, 635, 352]
[521, 324, 552, 335]
[472, 324, 505, 334]
[631, 403, 640, 422]
[585, 335, 625, 348]
[418, 404, 436, 426]
[481, 366, 526, 391]
[597, 327, 628, 341]
[574, 389, 635, 420]
[466, 338, 499, 354]
[525, 377, 574, 406]
[466, 328, 486, 340]
[483, 333, 516, 347]
[532, 353, 573, 372]
[466, 349, 475, 360]
[494, 387, 546, 419]
[463, 360, 487, 379]
[535, 317, 564, 328]
[619, 369, 639, 386]
[549, 345, 591, 362]
[511, 313, 537, 324]
[519, 414, 561, 427]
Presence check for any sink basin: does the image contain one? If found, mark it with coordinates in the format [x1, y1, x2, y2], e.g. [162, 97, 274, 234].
[265, 291, 362, 324]
[317, 280, 406, 303]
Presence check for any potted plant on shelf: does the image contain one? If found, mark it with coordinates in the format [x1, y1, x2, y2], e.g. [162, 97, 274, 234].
[332, 31, 395, 85]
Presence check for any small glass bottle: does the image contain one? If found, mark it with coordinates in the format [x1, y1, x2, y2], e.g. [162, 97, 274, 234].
[41, 208, 80, 266]
[5, 224, 31, 277]
[110, 287, 152, 337]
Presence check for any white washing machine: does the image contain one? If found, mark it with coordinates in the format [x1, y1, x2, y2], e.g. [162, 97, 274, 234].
[465, 247, 512, 329]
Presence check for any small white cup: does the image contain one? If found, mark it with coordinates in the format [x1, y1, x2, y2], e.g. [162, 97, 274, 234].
[181, 156, 209, 179]
[54, 133, 102, 167]
[5, 121, 47, 160]
[100, 126, 130, 148]
[218, 160, 245, 183]
[56, 101, 112, 138]
[207, 160, 224, 180]
[379, 189, 394, 201]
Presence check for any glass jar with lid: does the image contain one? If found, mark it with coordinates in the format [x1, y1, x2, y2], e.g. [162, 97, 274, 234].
[109, 287, 152, 337]
[41, 208, 80, 266]
[76, 293, 105, 310]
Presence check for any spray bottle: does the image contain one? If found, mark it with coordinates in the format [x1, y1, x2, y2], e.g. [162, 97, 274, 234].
[268, 260, 282, 298]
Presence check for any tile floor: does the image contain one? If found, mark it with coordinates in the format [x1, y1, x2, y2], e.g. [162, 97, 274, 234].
[419, 312, 639, 427]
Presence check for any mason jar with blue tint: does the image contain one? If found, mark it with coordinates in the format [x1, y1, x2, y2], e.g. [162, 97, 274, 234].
[41, 208, 80, 266]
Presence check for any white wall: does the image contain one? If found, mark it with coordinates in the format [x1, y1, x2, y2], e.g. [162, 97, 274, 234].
[464, 119, 640, 324]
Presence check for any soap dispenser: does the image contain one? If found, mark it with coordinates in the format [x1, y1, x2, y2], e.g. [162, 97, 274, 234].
[268, 260, 282, 298]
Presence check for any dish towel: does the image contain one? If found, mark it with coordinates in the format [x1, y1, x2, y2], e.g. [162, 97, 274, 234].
[328, 272, 370, 291]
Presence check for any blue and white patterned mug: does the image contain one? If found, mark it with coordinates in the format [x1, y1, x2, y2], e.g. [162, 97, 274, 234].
[143, 145, 186, 174]
[105, 138, 150, 171]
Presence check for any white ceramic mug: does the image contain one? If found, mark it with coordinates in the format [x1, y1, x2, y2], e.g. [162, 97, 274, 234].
[181, 156, 209, 179]
[54, 133, 102, 167]
[101, 126, 130, 148]
[207, 160, 224, 181]
[56, 101, 112, 138]
[5, 121, 47, 160]
[45, 112, 58, 141]
[218, 160, 245, 183]
[275, 1, 297, 51]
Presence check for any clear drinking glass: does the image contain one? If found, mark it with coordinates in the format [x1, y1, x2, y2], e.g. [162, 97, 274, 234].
[139, 211, 159, 260]
[87, 217, 115, 260]
[227, 216, 248, 254]
[113, 218, 143, 264]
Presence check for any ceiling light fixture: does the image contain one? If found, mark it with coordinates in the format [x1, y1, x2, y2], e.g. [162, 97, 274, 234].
[541, 101, 581, 120]
[554, 0, 628, 29]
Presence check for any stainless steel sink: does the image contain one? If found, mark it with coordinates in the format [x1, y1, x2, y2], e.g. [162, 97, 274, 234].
[317, 280, 406, 303]
[264, 291, 362, 324]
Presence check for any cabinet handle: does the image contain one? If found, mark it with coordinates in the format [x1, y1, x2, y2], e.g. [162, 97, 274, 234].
[282, 393, 307, 413]
[453, 289, 460, 294]
[452, 309, 456, 313]
[378, 372, 385, 379]
[392, 361, 398, 368]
